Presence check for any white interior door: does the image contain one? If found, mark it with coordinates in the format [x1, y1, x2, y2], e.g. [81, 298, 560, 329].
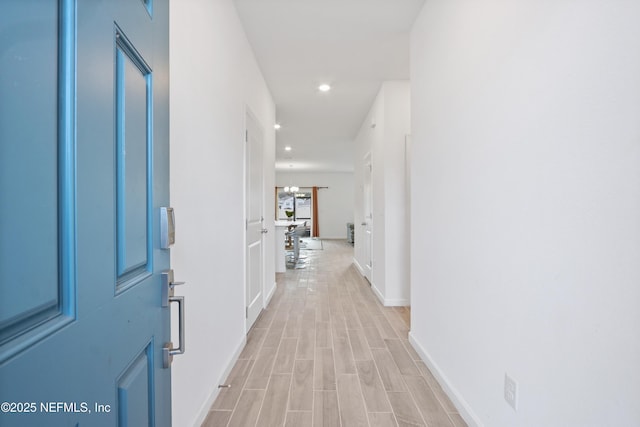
[245, 111, 264, 331]
[363, 154, 373, 282]
[405, 135, 412, 301]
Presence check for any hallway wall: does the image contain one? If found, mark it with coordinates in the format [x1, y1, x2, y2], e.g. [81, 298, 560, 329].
[275, 171, 354, 239]
[354, 81, 411, 306]
[410, 1, 640, 426]
[170, 0, 275, 425]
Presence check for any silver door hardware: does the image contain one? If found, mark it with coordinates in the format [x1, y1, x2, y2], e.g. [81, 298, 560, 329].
[161, 269, 185, 307]
[160, 207, 176, 249]
[162, 270, 186, 368]
[261, 228, 268, 234]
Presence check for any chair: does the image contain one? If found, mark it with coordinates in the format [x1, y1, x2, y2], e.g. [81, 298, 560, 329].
[285, 224, 297, 249]
[298, 221, 309, 249]
[286, 224, 308, 268]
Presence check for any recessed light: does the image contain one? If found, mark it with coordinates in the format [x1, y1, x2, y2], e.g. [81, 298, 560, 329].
[274, 123, 281, 130]
[318, 84, 331, 92]
[285, 146, 292, 151]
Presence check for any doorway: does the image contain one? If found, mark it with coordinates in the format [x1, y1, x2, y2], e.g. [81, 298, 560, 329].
[245, 110, 265, 331]
[363, 153, 373, 283]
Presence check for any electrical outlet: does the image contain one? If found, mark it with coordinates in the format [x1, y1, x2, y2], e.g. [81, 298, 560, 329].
[504, 373, 518, 411]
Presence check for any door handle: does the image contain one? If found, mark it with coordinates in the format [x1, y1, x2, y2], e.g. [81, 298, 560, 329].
[361, 222, 367, 226]
[162, 270, 186, 368]
[163, 295, 185, 368]
[261, 228, 269, 234]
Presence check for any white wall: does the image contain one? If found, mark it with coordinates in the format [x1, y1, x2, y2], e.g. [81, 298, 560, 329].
[170, 1, 275, 426]
[410, 1, 640, 426]
[276, 171, 354, 239]
[354, 82, 411, 305]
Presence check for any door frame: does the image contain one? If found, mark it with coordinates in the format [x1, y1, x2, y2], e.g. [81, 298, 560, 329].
[363, 152, 373, 283]
[404, 135, 412, 302]
[243, 106, 266, 332]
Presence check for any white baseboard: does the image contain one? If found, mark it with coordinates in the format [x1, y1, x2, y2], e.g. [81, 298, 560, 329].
[408, 332, 484, 427]
[191, 335, 247, 427]
[264, 281, 277, 307]
[371, 283, 409, 307]
[383, 298, 410, 306]
[353, 258, 365, 275]
[371, 282, 385, 305]
[354, 264, 408, 306]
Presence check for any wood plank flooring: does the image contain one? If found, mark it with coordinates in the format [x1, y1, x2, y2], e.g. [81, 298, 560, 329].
[204, 240, 467, 427]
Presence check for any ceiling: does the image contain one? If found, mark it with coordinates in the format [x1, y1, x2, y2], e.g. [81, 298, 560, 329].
[233, 0, 426, 172]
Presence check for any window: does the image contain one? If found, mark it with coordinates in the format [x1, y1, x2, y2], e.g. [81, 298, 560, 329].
[277, 189, 311, 220]
[295, 195, 311, 219]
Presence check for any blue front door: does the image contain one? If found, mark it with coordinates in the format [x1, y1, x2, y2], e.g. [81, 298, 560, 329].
[0, 1, 171, 426]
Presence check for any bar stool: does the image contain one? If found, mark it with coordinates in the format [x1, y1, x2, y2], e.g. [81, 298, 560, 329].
[286, 225, 307, 268]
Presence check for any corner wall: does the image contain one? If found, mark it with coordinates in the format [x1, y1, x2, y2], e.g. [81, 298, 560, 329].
[169, 0, 275, 425]
[354, 81, 411, 305]
[410, 1, 640, 425]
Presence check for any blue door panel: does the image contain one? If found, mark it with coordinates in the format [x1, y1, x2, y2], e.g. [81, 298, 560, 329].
[0, 0, 171, 426]
[0, 1, 61, 341]
[117, 343, 153, 427]
[116, 31, 152, 284]
[143, 0, 154, 16]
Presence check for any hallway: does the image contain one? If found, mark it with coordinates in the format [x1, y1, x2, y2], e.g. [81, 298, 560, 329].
[203, 240, 466, 427]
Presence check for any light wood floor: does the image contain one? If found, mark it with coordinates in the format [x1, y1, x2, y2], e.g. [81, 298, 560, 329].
[204, 240, 467, 427]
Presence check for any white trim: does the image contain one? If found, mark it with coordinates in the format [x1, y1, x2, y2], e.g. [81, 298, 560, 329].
[264, 281, 277, 307]
[371, 282, 385, 305]
[370, 282, 409, 306]
[352, 258, 365, 275]
[354, 261, 408, 306]
[408, 332, 484, 427]
[191, 335, 247, 427]
[242, 105, 249, 334]
[382, 298, 410, 307]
